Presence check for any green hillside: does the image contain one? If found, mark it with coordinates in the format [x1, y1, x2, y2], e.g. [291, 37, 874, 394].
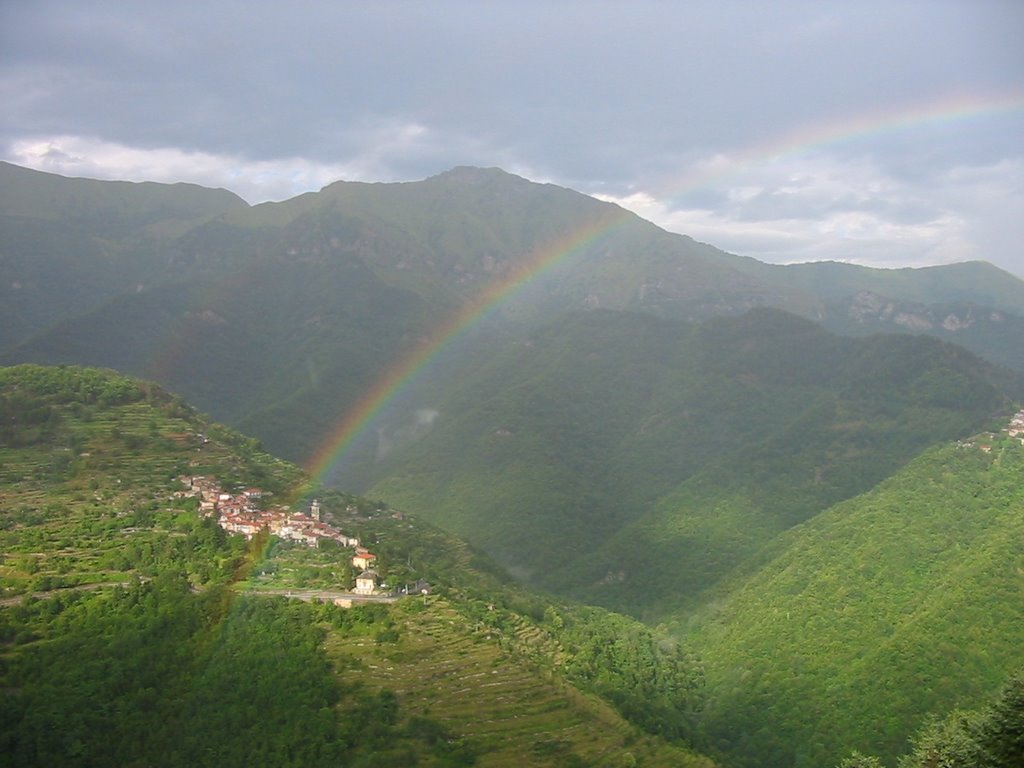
[3, 367, 1018, 768]
[0, 364, 715, 766]
[363, 308, 1022, 612]
[680, 432, 1024, 768]
[0, 364, 303, 597]
[869, 673, 1024, 768]
[0, 162, 247, 352]
[4, 259, 440, 459]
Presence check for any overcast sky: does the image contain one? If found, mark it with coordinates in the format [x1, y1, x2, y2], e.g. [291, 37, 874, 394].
[2, 1, 1022, 276]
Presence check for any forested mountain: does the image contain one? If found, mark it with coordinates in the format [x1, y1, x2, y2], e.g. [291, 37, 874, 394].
[364, 308, 1023, 612]
[683, 433, 1024, 768]
[4, 162, 1024, 469]
[0, 161, 246, 352]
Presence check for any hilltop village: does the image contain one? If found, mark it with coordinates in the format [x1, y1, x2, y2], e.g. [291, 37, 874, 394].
[958, 409, 1024, 452]
[177, 476, 384, 595]
[1007, 409, 1024, 441]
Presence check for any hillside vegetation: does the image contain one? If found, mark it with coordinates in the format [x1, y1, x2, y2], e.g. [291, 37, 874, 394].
[0, 364, 714, 767]
[0, 161, 246, 352]
[682, 434, 1024, 768]
[363, 308, 1022, 615]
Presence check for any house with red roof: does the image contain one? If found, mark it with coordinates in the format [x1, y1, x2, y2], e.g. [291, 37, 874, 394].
[352, 551, 377, 570]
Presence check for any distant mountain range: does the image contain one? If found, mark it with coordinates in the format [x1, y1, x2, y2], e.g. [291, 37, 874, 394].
[3, 160, 1024, 464]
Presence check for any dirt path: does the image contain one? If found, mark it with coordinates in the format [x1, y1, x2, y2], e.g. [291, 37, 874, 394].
[0, 580, 134, 606]
[249, 587, 400, 605]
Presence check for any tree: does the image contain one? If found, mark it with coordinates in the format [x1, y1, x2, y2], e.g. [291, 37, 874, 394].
[838, 752, 884, 768]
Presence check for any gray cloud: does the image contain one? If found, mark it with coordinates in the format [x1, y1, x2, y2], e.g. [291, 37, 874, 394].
[2, 0, 1021, 276]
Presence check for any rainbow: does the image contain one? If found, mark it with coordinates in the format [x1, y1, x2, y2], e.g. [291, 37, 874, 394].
[656, 90, 1024, 204]
[299, 91, 1024, 492]
[302, 204, 630, 490]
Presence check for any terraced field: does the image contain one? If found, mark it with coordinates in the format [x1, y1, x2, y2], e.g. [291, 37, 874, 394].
[1, 367, 716, 765]
[0, 368, 300, 596]
[325, 598, 714, 767]
[1, 405, 177, 592]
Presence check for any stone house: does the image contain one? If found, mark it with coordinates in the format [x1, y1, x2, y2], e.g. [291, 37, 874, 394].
[352, 551, 377, 570]
[354, 569, 378, 595]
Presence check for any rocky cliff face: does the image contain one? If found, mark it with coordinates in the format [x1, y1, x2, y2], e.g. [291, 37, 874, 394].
[840, 290, 1006, 332]
[817, 290, 1024, 373]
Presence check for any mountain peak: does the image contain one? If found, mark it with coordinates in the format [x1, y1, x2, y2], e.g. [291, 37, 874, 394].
[428, 165, 528, 185]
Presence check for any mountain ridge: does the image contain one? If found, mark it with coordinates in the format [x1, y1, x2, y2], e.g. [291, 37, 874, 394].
[5, 161, 1024, 470]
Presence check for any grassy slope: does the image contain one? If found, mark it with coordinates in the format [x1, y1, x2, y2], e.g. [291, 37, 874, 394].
[680, 434, 1024, 768]
[0, 365, 302, 596]
[326, 597, 712, 767]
